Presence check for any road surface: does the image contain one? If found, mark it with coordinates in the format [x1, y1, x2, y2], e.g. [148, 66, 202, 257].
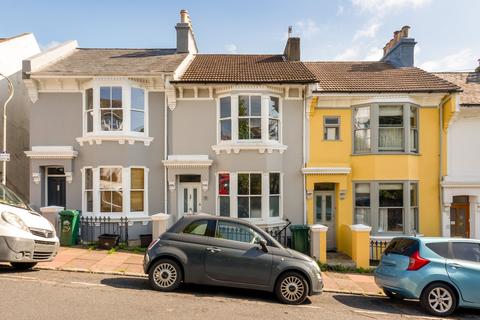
[0, 266, 479, 320]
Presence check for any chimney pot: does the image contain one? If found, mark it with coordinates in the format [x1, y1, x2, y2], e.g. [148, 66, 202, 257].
[476, 59, 480, 72]
[401, 26, 410, 38]
[180, 9, 189, 24]
[381, 25, 416, 67]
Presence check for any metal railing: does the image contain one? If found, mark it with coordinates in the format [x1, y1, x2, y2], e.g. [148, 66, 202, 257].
[79, 216, 129, 245]
[265, 219, 291, 248]
[370, 239, 390, 265]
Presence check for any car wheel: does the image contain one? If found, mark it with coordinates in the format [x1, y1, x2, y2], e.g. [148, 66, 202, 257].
[275, 272, 309, 305]
[383, 288, 404, 300]
[10, 262, 37, 270]
[148, 259, 182, 292]
[420, 283, 457, 317]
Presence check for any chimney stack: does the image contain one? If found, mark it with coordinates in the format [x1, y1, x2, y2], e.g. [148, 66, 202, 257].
[176, 9, 198, 54]
[284, 27, 300, 61]
[380, 25, 416, 67]
[476, 59, 480, 73]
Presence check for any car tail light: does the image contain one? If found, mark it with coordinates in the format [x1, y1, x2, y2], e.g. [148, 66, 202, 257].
[147, 238, 160, 250]
[407, 250, 430, 271]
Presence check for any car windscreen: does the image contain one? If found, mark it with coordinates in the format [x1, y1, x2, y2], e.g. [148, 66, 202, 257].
[384, 238, 419, 256]
[0, 183, 29, 210]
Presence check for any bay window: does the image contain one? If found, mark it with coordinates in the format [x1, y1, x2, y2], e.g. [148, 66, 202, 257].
[353, 104, 419, 153]
[238, 96, 262, 140]
[130, 88, 145, 133]
[219, 97, 232, 141]
[216, 171, 282, 221]
[353, 181, 419, 234]
[268, 97, 280, 141]
[82, 166, 148, 216]
[85, 89, 94, 133]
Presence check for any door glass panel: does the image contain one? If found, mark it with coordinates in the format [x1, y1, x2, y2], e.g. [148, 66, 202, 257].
[452, 242, 480, 262]
[451, 207, 468, 237]
[325, 195, 332, 221]
[183, 188, 188, 213]
[216, 221, 264, 244]
[193, 188, 198, 212]
[183, 220, 209, 236]
[315, 195, 322, 222]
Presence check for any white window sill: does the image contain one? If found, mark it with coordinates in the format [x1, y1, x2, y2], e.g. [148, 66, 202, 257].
[212, 142, 287, 154]
[76, 134, 154, 146]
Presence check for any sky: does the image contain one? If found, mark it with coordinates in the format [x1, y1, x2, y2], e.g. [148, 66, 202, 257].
[1, 0, 479, 72]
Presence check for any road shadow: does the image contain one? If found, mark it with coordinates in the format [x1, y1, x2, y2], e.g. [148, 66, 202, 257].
[0, 263, 39, 274]
[333, 294, 480, 319]
[100, 276, 311, 305]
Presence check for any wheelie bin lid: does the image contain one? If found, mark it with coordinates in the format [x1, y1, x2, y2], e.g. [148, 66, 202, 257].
[59, 210, 80, 217]
[289, 224, 310, 231]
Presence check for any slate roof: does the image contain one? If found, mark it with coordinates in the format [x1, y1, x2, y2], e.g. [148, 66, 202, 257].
[30, 48, 188, 76]
[177, 54, 317, 83]
[434, 72, 480, 106]
[304, 61, 460, 93]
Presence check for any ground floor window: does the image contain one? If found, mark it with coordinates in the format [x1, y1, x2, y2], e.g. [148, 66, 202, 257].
[82, 166, 148, 216]
[354, 181, 418, 234]
[217, 171, 282, 220]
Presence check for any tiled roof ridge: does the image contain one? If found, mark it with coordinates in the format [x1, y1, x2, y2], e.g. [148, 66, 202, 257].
[77, 47, 177, 51]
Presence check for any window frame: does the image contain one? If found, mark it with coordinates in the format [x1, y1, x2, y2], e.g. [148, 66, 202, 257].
[81, 166, 149, 218]
[217, 172, 231, 217]
[82, 80, 149, 139]
[323, 116, 341, 141]
[352, 180, 419, 235]
[352, 103, 420, 155]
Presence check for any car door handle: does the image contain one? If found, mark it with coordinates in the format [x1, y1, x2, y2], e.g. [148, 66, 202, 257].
[206, 247, 221, 253]
[448, 263, 462, 269]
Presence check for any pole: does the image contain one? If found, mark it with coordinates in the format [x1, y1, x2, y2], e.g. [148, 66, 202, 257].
[0, 72, 14, 185]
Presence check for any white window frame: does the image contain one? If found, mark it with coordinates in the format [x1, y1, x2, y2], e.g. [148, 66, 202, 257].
[79, 79, 151, 146]
[214, 93, 286, 154]
[81, 165, 149, 218]
[215, 171, 283, 224]
[323, 116, 340, 141]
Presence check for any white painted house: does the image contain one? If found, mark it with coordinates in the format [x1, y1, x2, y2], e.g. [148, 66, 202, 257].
[436, 65, 480, 239]
[0, 33, 41, 199]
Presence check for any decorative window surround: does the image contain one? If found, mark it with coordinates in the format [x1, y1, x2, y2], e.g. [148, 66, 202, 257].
[76, 135, 154, 146]
[81, 166, 149, 219]
[301, 167, 352, 175]
[25, 146, 78, 159]
[213, 92, 287, 154]
[79, 78, 153, 146]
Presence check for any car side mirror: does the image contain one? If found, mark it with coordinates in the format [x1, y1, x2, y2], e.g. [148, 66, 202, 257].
[258, 239, 268, 253]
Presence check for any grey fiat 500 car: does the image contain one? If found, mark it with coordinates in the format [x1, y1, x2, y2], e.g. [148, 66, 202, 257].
[144, 215, 323, 304]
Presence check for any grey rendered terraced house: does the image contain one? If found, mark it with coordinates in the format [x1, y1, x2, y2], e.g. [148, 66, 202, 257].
[22, 11, 314, 239]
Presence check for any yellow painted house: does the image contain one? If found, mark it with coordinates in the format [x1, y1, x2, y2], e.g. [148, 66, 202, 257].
[302, 27, 460, 259]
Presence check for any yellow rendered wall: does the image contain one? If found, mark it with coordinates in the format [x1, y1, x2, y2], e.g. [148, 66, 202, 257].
[306, 105, 442, 254]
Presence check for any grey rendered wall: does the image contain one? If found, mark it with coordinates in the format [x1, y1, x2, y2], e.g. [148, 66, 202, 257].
[28, 91, 166, 238]
[0, 71, 32, 199]
[168, 97, 304, 224]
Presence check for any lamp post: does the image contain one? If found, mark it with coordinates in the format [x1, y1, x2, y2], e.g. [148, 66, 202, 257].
[0, 72, 14, 185]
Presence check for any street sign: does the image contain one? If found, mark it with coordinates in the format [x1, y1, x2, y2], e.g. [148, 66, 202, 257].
[0, 153, 10, 162]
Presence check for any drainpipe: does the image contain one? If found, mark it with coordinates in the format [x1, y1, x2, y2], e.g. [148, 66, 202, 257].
[302, 87, 307, 225]
[164, 83, 169, 214]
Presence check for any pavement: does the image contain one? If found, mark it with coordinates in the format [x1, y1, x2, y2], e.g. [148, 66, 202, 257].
[2, 269, 480, 320]
[35, 246, 383, 296]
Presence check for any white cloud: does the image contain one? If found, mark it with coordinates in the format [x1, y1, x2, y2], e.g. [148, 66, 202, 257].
[351, 0, 432, 14]
[353, 23, 381, 40]
[336, 5, 345, 16]
[296, 19, 320, 39]
[335, 47, 360, 60]
[40, 40, 60, 52]
[224, 43, 237, 54]
[364, 47, 383, 60]
[419, 48, 476, 71]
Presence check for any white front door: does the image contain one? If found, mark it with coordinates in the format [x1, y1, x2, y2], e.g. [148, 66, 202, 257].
[314, 191, 336, 250]
[179, 183, 202, 216]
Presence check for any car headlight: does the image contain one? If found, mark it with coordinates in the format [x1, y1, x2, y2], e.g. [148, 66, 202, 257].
[310, 260, 321, 273]
[1, 212, 29, 232]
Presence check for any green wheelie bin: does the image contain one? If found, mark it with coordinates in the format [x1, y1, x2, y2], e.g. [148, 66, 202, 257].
[289, 224, 310, 255]
[59, 210, 80, 246]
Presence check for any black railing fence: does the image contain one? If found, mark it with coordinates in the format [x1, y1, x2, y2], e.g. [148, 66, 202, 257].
[79, 216, 129, 245]
[370, 239, 390, 265]
[265, 219, 292, 248]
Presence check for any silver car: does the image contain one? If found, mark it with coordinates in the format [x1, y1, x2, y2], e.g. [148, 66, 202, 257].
[0, 183, 59, 270]
[144, 215, 323, 304]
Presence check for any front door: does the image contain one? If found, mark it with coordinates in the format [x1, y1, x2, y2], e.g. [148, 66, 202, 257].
[314, 191, 335, 250]
[179, 183, 202, 216]
[47, 176, 66, 208]
[450, 204, 470, 238]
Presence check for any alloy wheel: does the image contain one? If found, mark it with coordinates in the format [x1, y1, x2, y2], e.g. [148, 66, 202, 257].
[153, 263, 178, 289]
[280, 276, 305, 302]
[427, 287, 453, 314]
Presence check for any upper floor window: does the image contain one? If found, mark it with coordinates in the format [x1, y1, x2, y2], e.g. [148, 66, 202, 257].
[324, 116, 340, 141]
[218, 94, 282, 144]
[83, 84, 147, 136]
[353, 104, 418, 154]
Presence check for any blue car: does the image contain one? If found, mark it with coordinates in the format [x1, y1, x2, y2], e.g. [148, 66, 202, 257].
[375, 237, 480, 317]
